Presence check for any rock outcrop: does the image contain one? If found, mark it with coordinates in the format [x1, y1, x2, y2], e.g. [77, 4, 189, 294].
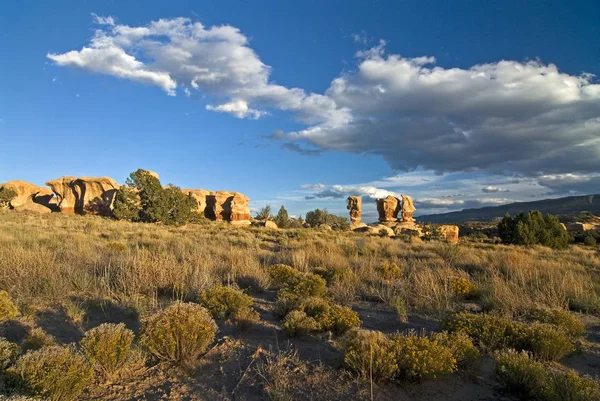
[205, 191, 251, 224]
[565, 222, 598, 233]
[347, 196, 362, 224]
[0, 180, 54, 210]
[400, 194, 416, 222]
[46, 176, 120, 215]
[377, 195, 400, 223]
[183, 189, 213, 215]
[439, 225, 460, 244]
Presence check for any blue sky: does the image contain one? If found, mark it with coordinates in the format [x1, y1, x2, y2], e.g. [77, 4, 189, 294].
[1, 1, 599, 220]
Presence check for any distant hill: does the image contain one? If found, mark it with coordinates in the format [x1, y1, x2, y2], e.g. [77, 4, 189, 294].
[418, 194, 600, 224]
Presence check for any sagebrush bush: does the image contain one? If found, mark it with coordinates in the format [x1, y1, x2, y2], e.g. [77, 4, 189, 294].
[523, 323, 575, 361]
[281, 310, 318, 337]
[494, 349, 549, 399]
[0, 290, 19, 322]
[9, 345, 93, 401]
[199, 286, 253, 320]
[523, 308, 584, 338]
[343, 329, 397, 381]
[21, 328, 55, 352]
[140, 302, 217, 366]
[267, 264, 300, 289]
[80, 323, 135, 377]
[430, 331, 480, 368]
[0, 337, 20, 370]
[229, 308, 260, 331]
[391, 332, 457, 381]
[450, 277, 479, 299]
[375, 261, 403, 280]
[322, 304, 361, 336]
[494, 349, 600, 401]
[279, 272, 327, 300]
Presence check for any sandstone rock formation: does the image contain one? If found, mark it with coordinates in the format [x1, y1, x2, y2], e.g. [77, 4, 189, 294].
[46, 176, 120, 215]
[400, 194, 416, 223]
[182, 189, 213, 215]
[354, 224, 394, 237]
[439, 225, 459, 244]
[377, 195, 400, 223]
[205, 191, 251, 224]
[0, 180, 55, 210]
[347, 196, 362, 224]
[565, 222, 598, 233]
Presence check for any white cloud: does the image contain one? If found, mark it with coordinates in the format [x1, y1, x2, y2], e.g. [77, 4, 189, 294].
[300, 183, 325, 190]
[482, 186, 510, 193]
[206, 100, 266, 119]
[537, 173, 600, 193]
[352, 31, 368, 44]
[91, 13, 115, 26]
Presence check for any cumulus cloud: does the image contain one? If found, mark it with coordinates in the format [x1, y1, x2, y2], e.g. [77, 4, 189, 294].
[47, 16, 349, 122]
[482, 186, 510, 193]
[50, 16, 600, 186]
[537, 173, 600, 193]
[274, 44, 600, 177]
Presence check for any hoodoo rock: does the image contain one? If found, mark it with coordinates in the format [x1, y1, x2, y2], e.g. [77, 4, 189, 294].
[377, 195, 400, 223]
[400, 194, 416, 223]
[46, 176, 120, 215]
[206, 191, 251, 224]
[183, 189, 213, 215]
[439, 225, 460, 244]
[347, 196, 362, 224]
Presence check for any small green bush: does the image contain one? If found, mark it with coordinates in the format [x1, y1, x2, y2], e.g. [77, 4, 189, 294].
[0, 290, 19, 322]
[199, 286, 253, 320]
[375, 261, 403, 280]
[583, 235, 597, 247]
[279, 272, 327, 300]
[498, 211, 570, 249]
[494, 349, 549, 399]
[267, 264, 300, 289]
[430, 331, 480, 368]
[281, 311, 318, 337]
[494, 349, 600, 401]
[9, 345, 93, 401]
[21, 328, 55, 352]
[322, 304, 361, 336]
[343, 329, 398, 381]
[80, 323, 135, 377]
[140, 302, 217, 366]
[388, 297, 408, 322]
[0, 337, 20, 370]
[450, 277, 479, 299]
[523, 323, 575, 361]
[523, 309, 584, 338]
[229, 308, 260, 331]
[391, 332, 457, 381]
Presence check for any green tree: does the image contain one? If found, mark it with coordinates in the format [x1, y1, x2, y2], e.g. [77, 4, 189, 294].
[255, 204, 272, 221]
[498, 211, 570, 249]
[113, 169, 196, 226]
[305, 208, 349, 230]
[0, 186, 17, 208]
[274, 205, 290, 228]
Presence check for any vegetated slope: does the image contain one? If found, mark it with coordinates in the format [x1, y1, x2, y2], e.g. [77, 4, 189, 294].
[419, 194, 600, 224]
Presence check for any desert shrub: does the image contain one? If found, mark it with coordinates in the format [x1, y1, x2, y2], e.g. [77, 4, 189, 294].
[498, 211, 570, 249]
[305, 208, 350, 230]
[281, 311, 318, 337]
[199, 286, 253, 320]
[450, 277, 479, 299]
[0, 186, 17, 207]
[583, 235, 597, 247]
[80, 323, 134, 377]
[494, 349, 549, 399]
[0, 338, 19, 370]
[229, 308, 260, 331]
[523, 309, 584, 338]
[139, 302, 217, 366]
[391, 332, 456, 381]
[323, 304, 362, 336]
[343, 329, 398, 381]
[0, 290, 19, 322]
[255, 347, 302, 401]
[523, 323, 575, 361]
[494, 349, 600, 400]
[388, 297, 408, 322]
[441, 313, 520, 351]
[267, 264, 300, 289]
[430, 331, 480, 368]
[274, 295, 299, 318]
[375, 261, 403, 280]
[9, 345, 93, 401]
[279, 272, 327, 300]
[21, 328, 55, 352]
[548, 371, 600, 401]
[442, 313, 574, 360]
